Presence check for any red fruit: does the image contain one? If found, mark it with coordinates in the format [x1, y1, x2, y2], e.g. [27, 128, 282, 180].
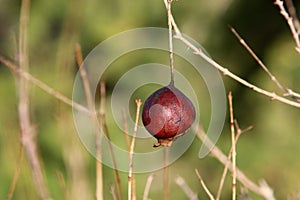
[142, 84, 195, 147]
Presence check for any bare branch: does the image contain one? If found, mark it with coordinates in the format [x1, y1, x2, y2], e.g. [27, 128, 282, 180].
[162, 1, 300, 108]
[195, 169, 215, 200]
[0, 54, 88, 113]
[121, 109, 131, 150]
[143, 174, 155, 200]
[216, 120, 252, 200]
[164, 147, 169, 200]
[274, 0, 300, 53]
[229, 26, 285, 92]
[285, 0, 300, 33]
[195, 126, 276, 200]
[128, 99, 142, 200]
[99, 82, 123, 200]
[109, 185, 118, 200]
[229, 25, 300, 100]
[166, 0, 175, 86]
[55, 171, 72, 200]
[75, 43, 104, 200]
[6, 144, 24, 200]
[175, 176, 198, 200]
[18, 0, 51, 198]
[176, 34, 300, 108]
[228, 92, 236, 200]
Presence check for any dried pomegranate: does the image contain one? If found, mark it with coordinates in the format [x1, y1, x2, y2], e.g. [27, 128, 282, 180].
[142, 84, 195, 147]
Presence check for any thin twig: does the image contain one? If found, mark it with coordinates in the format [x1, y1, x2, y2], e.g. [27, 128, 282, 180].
[110, 185, 118, 200]
[99, 82, 123, 200]
[143, 174, 155, 200]
[121, 109, 131, 150]
[55, 171, 71, 200]
[75, 43, 104, 200]
[229, 26, 300, 100]
[163, 0, 181, 36]
[229, 26, 285, 93]
[195, 169, 215, 200]
[163, 147, 169, 200]
[285, 0, 300, 32]
[122, 109, 136, 199]
[0, 54, 88, 113]
[164, 2, 173, 198]
[18, 0, 51, 199]
[228, 92, 236, 200]
[166, 0, 175, 86]
[6, 143, 24, 200]
[274, 0, 300, 53]
[128, 99, 142, 200]
[216, 121, 253, 200]
[195, 126, 275, 200]
[161, 1, 300, 108]
[175, 176, 198, 200]
[176, 33, 300, 108]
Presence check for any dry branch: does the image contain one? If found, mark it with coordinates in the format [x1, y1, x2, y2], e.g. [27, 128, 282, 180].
[128, 99, 142, 200]
[99, 82, 123, 200]
[18, 0, 51, 199]
[162, 0, 300, 108]
[55, 171, 72, 200]
[75, 43, 104, 200]
[163, 147, 169, 200]
[285, 0, 300, 32]
[143, 174, 155, 200]
[274, 0, 300, 53]
[229, 26, 300, 101]
[6, 144, 24, 200]
[167, 0, 175, 86]
[195, 126, 275, 200]
[110, 185, 118, 200]
[216, 121, 253, 200]
[228, 92, 236, 200]
[195, 169, 215, 200]
[175, 175, 198, 200]
[0, 54, 88, 113]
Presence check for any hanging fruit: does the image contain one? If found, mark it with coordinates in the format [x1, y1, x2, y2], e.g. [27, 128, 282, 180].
[142, 84, 195, 147]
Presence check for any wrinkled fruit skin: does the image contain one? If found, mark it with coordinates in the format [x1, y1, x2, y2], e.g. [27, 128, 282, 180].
[142, 85, 195, 146]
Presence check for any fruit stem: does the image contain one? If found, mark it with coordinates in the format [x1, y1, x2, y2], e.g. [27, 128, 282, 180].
[167, 0, 175, 86]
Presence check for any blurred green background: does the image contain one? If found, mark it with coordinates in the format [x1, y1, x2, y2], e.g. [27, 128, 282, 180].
[1, 0, 300, 199]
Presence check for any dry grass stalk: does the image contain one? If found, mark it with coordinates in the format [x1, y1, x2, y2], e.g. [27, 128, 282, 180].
[55, 170, 72, 200]
[121, 109, 131, 150]
[228, 92, 237, 200]
[99, 82, 123, 200]
[195, 126, 275, 200]
[175, 175, 198, 200]
[110, 185, 118, 200]
[75, 44, 104, 200]
[76, 43, 124, 200]
[0, 54, 88, 113]
[143, 174, 155, 200]
[6, 144, 24, 200]
[216, 121, 253, 200]
[17, 0, 51, 199]
[128, 99, 142, 200]
[195, 169, 215, 200]
[163, 147, 169, 200]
